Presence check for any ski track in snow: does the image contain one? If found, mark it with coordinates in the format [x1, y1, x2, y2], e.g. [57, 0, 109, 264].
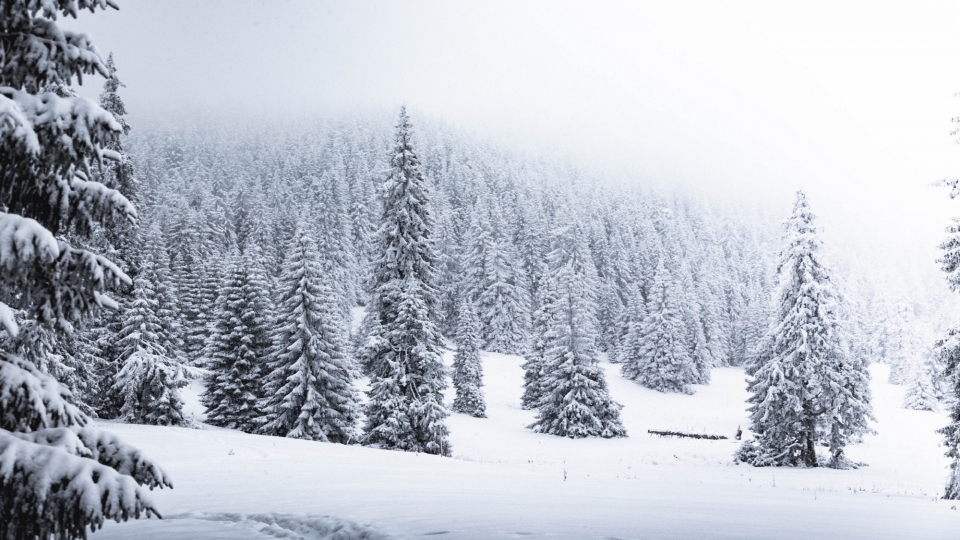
[93, 353, 960, 539]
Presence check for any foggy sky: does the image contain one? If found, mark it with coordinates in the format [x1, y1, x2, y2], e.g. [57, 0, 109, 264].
[63, 1, 960, 290]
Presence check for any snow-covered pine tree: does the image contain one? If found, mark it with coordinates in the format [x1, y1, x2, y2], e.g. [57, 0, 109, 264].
[80, 47, 138, 419]
[609, 282, 644, 365]
[312, 171, 359, 324]
[362, 108, 450, 455]
[620, 259, 696, 394]
[452, 302, 486, 418]
[904, 353, 940, 411]
[462, 205, 490, 313]
[433, 196, 463, 336]
[528, 223, 626, 439]
[178, 260, 206, 363]
[679, 263, 712, 385]
[929, 179, 960, 498]
[91, 50, 136, 263]
[201, 248, 274, 432]
[737, 191, 872, 468]
[142, 223, 184, 363]
[259, 230, 360, 442]
[112, 261, 188, 426]
[886, 300, 921, 385]
[479, 235, 531, 355]
[521, 280, 557, 410]
[936, 329, 960, 498]
[0, 2, 171, 536]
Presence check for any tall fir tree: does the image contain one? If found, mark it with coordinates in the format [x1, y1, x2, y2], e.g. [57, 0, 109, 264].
[259, 230, 360, 442]
[179, 259, 213, 364]
[0, 3, 171, 536]
[361, 108, 450, 455]
[452, 302, 486, 418]
[528, 224, 626, 439]
[620, 259, 696, 394]
[112, 255, 188, 427]
[936, 329, 960, 498]
[201, 248, 274, 432]
[738, 192, 872, 468]
[312, 171, 359, 323]
[520, 279, 558, 410]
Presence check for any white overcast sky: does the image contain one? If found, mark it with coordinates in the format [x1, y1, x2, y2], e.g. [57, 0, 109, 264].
[65, 0, 960, 287]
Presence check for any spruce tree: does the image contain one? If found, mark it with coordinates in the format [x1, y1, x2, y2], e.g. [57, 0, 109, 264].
[362, 108, 450, 455]
[521, 282, 557, 410]
[312, 171, 359, 323]
[259, 230, 360, 442]
[620, 259, 696, 394]
[201, 248, 274, 432]
[936, 329, 960, 498]
[886, 300, 920, 385]
[0, 2, 171, 536]
[479, 236, 531, 355]
[904, 355, 940, 412]
[111, 240, 188, 427]
[183, 257, 223, 363]
[738, 191, 872, 468]
[528, 224, 626, 439]
[452, 302, 486, 418]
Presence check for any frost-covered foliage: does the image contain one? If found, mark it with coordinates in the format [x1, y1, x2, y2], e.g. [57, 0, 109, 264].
[452, 302, 486, 418]
[201, 248, 274, 432]
[620, 259, 696, 394]
[462, 198, 531, 355]
[939, 216, 960, 294]
[181, 258, 221, 365]
[936, 329, 960, 499]
[527, 224, 626, 439]
[109, 221, 190, 426]
[119, 110, 779, 406]
[259, 230, 360, 442]
[885, 300, 924, 385]
[0, 1, 174, 537]
[738, 192, 872, 468]
[112, 351, 188, 426]
[362, 108, 450, 456]
[0, 353, 171, 539]
[520, 280, 554, 410]
[904, 352, 941, 412]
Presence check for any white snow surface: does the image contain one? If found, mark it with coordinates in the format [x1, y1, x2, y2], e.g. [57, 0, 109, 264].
[93, 353, 960, 539]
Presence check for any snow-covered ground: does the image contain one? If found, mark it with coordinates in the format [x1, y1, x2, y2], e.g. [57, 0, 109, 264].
[94, 353, 960, 539]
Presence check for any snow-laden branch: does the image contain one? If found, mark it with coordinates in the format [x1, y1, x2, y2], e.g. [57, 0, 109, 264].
[0, 429, 162, 539]
[0, 353, 87, 432]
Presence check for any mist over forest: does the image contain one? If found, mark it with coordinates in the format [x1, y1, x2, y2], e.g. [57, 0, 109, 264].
[5, 2, 960, 539]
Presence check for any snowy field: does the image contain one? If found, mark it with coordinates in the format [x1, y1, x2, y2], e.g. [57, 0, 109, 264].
[95, 353, 960, 539]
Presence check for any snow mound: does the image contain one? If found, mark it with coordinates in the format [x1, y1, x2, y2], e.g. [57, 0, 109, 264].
[169, 512, 392, 540]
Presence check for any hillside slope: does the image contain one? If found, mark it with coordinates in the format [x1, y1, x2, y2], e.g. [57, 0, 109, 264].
[95, 353, 959, 539]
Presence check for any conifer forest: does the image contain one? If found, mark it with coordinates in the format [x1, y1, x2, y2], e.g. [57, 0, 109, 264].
[3, 1, 960, 539]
